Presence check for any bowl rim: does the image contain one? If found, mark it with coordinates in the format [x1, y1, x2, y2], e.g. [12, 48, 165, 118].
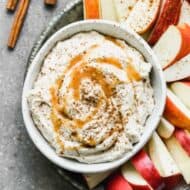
[22, 19, 166, 173]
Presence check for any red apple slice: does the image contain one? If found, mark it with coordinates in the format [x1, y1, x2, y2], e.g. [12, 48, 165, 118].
[153, 24, 190, 69]
[157, 117, 175, 139]
[124, 0, 161, 34]
[164, 89, 190, 130]
[84, 171, 112, 189]
[174, 128, 190, 156]
[100, 0, 117, 21]
[131, 150, 165, 189]
[179, 0, 190, 25]
[164, 53, 190, 82]
[148, 132, 180, 176]
[121, 162, 153, 190]
[148, 0, 182, 45]
[148, 132, 181, 189]
[106, 172, 133, 190]
[164, 136, 190, 184]
[170, 81, 190, 109]
[83, 0, 101, 19]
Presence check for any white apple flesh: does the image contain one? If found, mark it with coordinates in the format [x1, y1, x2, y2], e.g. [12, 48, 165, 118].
[170, 81, 190, 109]
[100, 0, 117, 21]
[164, 53, 190, 82]
[157, 117, 175, 139]
[153, 25, 190, 69]
[124, 0, 160, 34]
[122, 162, 153, 190]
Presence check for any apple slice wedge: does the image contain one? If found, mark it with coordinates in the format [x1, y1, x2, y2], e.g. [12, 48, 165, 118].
[131, 150, 165, 189]
[148, 0, 182, 45]
[100, 0, 117, 21]
[164, 136, 190, 184]
[179, 0, 190, 25]
[174, 129, 190, 156]
[153, 24, 190, 69]
[148, 133, 181, 189]
[157, 117, 175, 139]
[84, 171, 112, 189]
[83, 0, 101, 19]
[170, 81, 190, 109]
[124, 0, 161, 34]
[148, 133, 180, 175]
[164, 53, 190, 82]
[164, 89, 190, 130]
[122, 162, 153, 190]
[106, 172, 133, 190]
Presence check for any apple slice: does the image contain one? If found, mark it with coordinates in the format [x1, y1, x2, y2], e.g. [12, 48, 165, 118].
[174, 128, 190, 156]
[170, 81, 190, 109]
[84, 171, 112, 189]
[157, 117, 175, 139]
[124, 0, 160, 34]
[114, 0, 137, 22]
[164, 89, 190, 130]
[153, 24, 190, 69]
[121, 162, 153, 190]
[100, 0, 117, 21]
[131, 150, 164, 189]
[164, 136, 190, 184]
[164, 53, 190, 82]
[179, 0, 190, 25]
[83, 0, 101, 19]
[148, 132, 181, 189]
[106, 172, 133, 190]
[148, 0, 182, 45]
[148, 132, 180, 177]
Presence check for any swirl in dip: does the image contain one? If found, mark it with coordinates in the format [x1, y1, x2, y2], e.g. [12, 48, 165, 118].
[28, 31, 154, 163]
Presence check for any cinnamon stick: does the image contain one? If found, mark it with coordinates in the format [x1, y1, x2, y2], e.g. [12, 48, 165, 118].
[44, 0, 57, 5]
[6, 0, 18, 11]
[7, 0, 30, 49]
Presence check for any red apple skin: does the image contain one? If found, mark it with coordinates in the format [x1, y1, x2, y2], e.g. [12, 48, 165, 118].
[148, 0, 182, 45]
[174, 128, 190, 156]
[164, 96, 190, 130]
[164, 174, 182, 190]
[181, 81, 190, 86]
[174, 24, 190, 63]
[106, 172, 133, 190]
[127, 182, 152, 190]
[131, 150, 165, 189]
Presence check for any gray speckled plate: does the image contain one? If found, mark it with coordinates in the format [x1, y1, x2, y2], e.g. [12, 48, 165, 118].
[26, 0, 189, 189]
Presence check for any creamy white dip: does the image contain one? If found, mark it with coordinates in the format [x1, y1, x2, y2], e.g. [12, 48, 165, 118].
[28, 31, 154, 163]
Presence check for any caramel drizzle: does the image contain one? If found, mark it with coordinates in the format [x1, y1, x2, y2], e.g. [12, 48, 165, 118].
[126, 62, 142, 81]
[69, 66, 113, 100]
[49, 43, 142, 140]
[95, 57, 122, 69]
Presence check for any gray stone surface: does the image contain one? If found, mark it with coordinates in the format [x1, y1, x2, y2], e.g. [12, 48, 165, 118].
[0, 0, 75, 189]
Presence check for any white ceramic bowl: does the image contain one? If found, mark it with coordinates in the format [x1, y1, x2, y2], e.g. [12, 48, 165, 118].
[22, 20, 166, 173]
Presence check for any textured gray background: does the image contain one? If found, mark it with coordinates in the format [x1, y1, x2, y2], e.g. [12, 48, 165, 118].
[0, 0, 76, 189]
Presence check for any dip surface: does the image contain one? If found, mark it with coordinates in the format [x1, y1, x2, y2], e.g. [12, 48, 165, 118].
[28, 31, 154, 163]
